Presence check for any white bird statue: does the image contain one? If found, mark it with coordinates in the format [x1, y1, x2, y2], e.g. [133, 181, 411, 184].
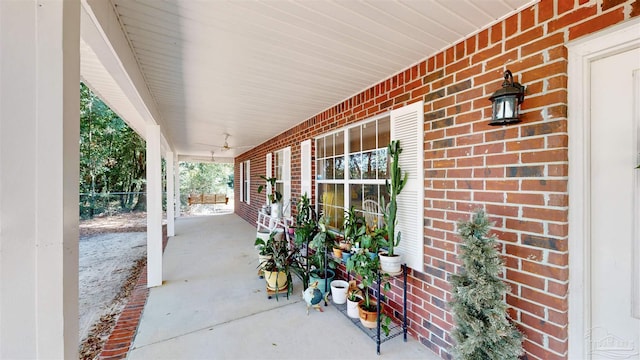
[303, 281, 328, 315]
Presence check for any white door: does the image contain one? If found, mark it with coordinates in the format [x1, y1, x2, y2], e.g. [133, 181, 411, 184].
[587, 46, 640, 359]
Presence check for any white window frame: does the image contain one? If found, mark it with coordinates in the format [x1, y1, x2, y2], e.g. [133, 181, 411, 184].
[313, 102, 424, 271]
[240, 160, 250, 204]
[274, 147, 291, 217]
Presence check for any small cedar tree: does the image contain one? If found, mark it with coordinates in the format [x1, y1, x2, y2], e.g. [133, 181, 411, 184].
[449, 209, 524, 360]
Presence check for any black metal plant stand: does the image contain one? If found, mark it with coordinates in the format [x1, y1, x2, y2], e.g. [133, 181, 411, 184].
[335, 263, 408, 355]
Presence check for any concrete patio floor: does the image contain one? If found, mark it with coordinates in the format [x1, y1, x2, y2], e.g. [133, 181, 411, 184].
[128, 213, 440, 359]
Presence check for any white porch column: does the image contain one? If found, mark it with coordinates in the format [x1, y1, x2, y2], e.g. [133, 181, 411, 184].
[166, 151, 175, 236]
[147, 124, 163, 287]
[175, 158, 181, 217]
[0, 1, 80, 358]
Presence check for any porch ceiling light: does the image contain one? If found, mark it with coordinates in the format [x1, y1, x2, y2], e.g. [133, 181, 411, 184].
[489, 70, 525, 126]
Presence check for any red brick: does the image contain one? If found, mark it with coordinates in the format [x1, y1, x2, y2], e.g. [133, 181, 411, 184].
[558, 0, 575, 14]
[522, 206, 566, 222]
[521, 312, 567, 339]
[505, 244, 543, 261]
[602, 0, 627, 10]
[569, 8, 626, 40]
[521, 33, 565, 57]
[490, 22, 503, 44]
[522, 260, 568, 283]
[521, 5, 537, 30]
[549, 5, 597, 33]
[538, 0, 555, 23]
[506, 26, 545, 50]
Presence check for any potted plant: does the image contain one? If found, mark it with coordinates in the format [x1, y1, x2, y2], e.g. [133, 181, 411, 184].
[254, 236, 272, 277]
[257, 231, 303, 300]
[347, 249, 379, 328]
[346, 286, 362, 319]
[257, 175, 283, 218]
[293, 193, 318, 288]
[308, 214, 339, 296]
[379, 140, 408, 274]
[343, 206, 366, 251]
[330, 279, 349, 305]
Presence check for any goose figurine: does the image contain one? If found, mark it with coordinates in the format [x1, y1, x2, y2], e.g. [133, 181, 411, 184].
[303, 281, 328, 315]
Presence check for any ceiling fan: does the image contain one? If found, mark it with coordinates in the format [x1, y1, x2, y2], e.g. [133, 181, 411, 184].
[197, 133, 254, 152]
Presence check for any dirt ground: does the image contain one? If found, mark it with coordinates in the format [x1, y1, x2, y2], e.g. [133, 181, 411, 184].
[78, 213, 150, 360]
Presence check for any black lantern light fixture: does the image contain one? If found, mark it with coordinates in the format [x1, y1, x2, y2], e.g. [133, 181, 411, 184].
[489, 69, 525, 126]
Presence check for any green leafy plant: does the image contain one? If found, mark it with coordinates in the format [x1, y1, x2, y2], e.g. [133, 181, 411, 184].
[346, 246, 392, 336]
[294, 193, 318, 247]
[257, 175, 282, 203]
[449, 209, 524, 359]
[380, 140, 408, 256]
[343, 206, 366, 248]
[309, 215, 340, 274]
[255, 231, 304, 300]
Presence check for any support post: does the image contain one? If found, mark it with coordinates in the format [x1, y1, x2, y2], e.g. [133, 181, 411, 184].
[174, 158, 181, 217]
[147, 124, 163, 287]
[0, 1, 81, 358]
[166, 151, 175, 237]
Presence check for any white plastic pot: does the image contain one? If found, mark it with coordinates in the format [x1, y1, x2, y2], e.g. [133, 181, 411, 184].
[330, 280, 349, 305]
[346, 298, 360, 318]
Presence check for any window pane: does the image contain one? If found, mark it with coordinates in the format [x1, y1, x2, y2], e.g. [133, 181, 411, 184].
[318, 183, 326, 205]
[321, 185, 336, 220]
[350, 184, 363, 210]
[335, 184, 344, 208]
[362, 151, 376, 179]
[349, 126, 361, 153]
[325, 158, 334, 180]
[377, 148, 388, 179]
[326, 134, 334, 157]
[349, 153, 361, 179]
[317, 138, 324, 159]
[316, 159, 325, 180]
[379, 184, 390, 206]
[362, 121, 377, 151]
[276, 183, 284, 200]
[363, 184, 379, 203]
[378, 117, 391, 149]
[334, 131, 344, 156]
[335, 156, 345, 179]
[334, 184, 345, 229]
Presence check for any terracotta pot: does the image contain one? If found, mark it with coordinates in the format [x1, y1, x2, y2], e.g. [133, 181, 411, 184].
[358, 300, 381, 329]
[332, 247, 343, 258]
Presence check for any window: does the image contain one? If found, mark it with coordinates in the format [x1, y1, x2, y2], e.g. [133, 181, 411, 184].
[314, 101, 424, 271]
[240, 160, 250, 203]
[274, 147, 291, 217]
[315, 116, 390, 229]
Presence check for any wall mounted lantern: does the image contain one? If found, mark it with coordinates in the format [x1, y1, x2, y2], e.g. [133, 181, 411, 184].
[489, 70, 525, 126]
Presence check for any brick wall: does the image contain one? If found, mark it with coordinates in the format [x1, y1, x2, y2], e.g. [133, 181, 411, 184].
[235, 1, 640, 359]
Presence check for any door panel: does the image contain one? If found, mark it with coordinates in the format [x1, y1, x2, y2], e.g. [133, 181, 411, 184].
[588, 47, 640, 359]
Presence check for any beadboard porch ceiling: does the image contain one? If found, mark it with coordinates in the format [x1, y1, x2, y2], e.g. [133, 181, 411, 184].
[81, 0, 536, 162]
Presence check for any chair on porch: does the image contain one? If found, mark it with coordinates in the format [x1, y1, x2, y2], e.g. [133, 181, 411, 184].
[362, 199, 384, 231]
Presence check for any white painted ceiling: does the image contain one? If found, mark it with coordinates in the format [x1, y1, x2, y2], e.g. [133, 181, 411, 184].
[96, 0, 535, 161]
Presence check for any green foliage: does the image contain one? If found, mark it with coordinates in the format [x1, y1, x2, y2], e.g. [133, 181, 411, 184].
[380, 140, 408, 256]
[343, 206, 366, 245]
[449, 209, 524, 360]
[257, 175, 282, 203]
[256, 231, 304, 300]
[179, 162, 233, 196]
[80, 83, 146, 217]
[309, 215, 339, 272]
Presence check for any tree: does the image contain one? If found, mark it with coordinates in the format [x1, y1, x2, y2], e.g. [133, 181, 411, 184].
[449, 209, 524, 360]
[79, 83, 146, 216]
